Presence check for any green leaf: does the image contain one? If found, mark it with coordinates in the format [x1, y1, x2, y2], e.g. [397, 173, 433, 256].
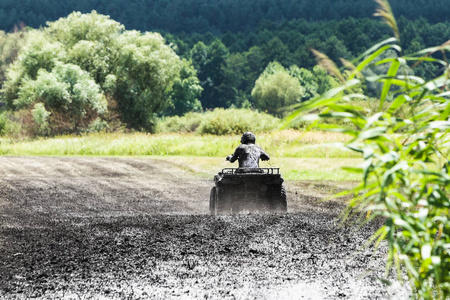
[388, 95, 407, 114]
[393, 218, 418, 240]
[379, 59, 401, 108]
[423, 121, 450, 130]
[353, 37, 398, 64]
[421, 244, 432, 260]
[357, 126, 387, 140]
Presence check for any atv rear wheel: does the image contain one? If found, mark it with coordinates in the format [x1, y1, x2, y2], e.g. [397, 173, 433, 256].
[209, 187, 217, 215]
[278, 186, 287, 212]
[269, 185, 287, 212]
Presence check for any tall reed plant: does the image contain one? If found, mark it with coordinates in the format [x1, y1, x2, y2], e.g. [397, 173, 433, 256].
[285, 0, 450, 297]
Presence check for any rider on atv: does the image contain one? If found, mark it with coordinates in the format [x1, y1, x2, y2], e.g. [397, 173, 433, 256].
[226, 132, 270, 169]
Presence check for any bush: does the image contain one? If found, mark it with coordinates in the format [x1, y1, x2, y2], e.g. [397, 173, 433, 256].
[156, 112, 203, 133]
[0, 111, 11, 136]
[0, 110, 35, 139]
[156, 108, 280, 135]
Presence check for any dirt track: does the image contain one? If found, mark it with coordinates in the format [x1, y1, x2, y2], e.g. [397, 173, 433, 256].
[0, 157, 409, 299]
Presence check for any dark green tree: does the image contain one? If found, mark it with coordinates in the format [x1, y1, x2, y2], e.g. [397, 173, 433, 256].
[262, 37, 291, 67]
[190, 39, 229, 109]
[162, 59, 203, 116]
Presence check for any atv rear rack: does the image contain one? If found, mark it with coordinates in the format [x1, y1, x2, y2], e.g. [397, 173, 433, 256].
[211, 167, 286, 214]
[220, 168, 280, 175]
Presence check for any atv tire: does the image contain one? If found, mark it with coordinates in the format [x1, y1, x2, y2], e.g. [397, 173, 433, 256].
[278, 186, 287, 212]
[209, 187, 217, 215]
[269, 185, 287, 212]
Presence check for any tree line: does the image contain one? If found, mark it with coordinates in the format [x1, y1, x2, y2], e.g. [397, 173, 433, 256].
[166, 17, 449, 111]
[1, 7, 450, 136]
[1, 0, 450, 34]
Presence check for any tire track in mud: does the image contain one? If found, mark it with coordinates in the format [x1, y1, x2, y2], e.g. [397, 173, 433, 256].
[0, 157, 410, 299]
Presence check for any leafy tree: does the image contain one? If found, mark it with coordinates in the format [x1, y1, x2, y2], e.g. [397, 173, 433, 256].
[190, 39, 229, 109]
[189, 41, 209, 81]
[162, 59, 203, 116]
[288, 66, 318, 101]
[252, 62, 304, 116]
[202, 39, 229, 108]
[0, 28, 28, 90]
[3, 0, 450, 127]
[323, 35, 352, 63]
[111, 30, 183, 130]
[217, 45, 266, 108]
[2, 11, 191, 133]
[218, 52, 247, 107]
[252, 62, 338, 116]
[243, 46, 266, 89]
[312, 65, 339, 95]
[262, 37, 291, 67]
[2, 30, 65, 108]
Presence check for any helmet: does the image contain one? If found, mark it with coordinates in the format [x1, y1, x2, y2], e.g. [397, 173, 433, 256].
[241, 132, 256, 144]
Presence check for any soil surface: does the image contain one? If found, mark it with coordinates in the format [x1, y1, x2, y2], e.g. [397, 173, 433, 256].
[0, 157, 409, 299]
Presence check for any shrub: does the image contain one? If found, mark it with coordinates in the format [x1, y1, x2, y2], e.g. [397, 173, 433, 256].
[0, 109, 35, 139]
[156, 108, 280, 135]
[0, 111, 12, 136]
[31, 103, 50, 135]
[14, 63, 107, 135]
[156, 112, 203, 133]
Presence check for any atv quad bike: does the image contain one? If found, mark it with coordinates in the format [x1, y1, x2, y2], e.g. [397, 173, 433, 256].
[210, 167, 287, 215]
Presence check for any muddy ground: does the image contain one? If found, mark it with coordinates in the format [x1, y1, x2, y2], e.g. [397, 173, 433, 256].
[0, 157, 409, 299]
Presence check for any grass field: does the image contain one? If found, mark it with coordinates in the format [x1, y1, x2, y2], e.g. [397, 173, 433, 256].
[0, 130, 361, 181]
[155, 156, 361, 181]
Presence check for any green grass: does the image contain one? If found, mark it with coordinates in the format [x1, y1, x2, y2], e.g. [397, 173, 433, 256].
[0, 130, 357, 158]
[158, 156, 362, 181]
[0, 130, 361, 181]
